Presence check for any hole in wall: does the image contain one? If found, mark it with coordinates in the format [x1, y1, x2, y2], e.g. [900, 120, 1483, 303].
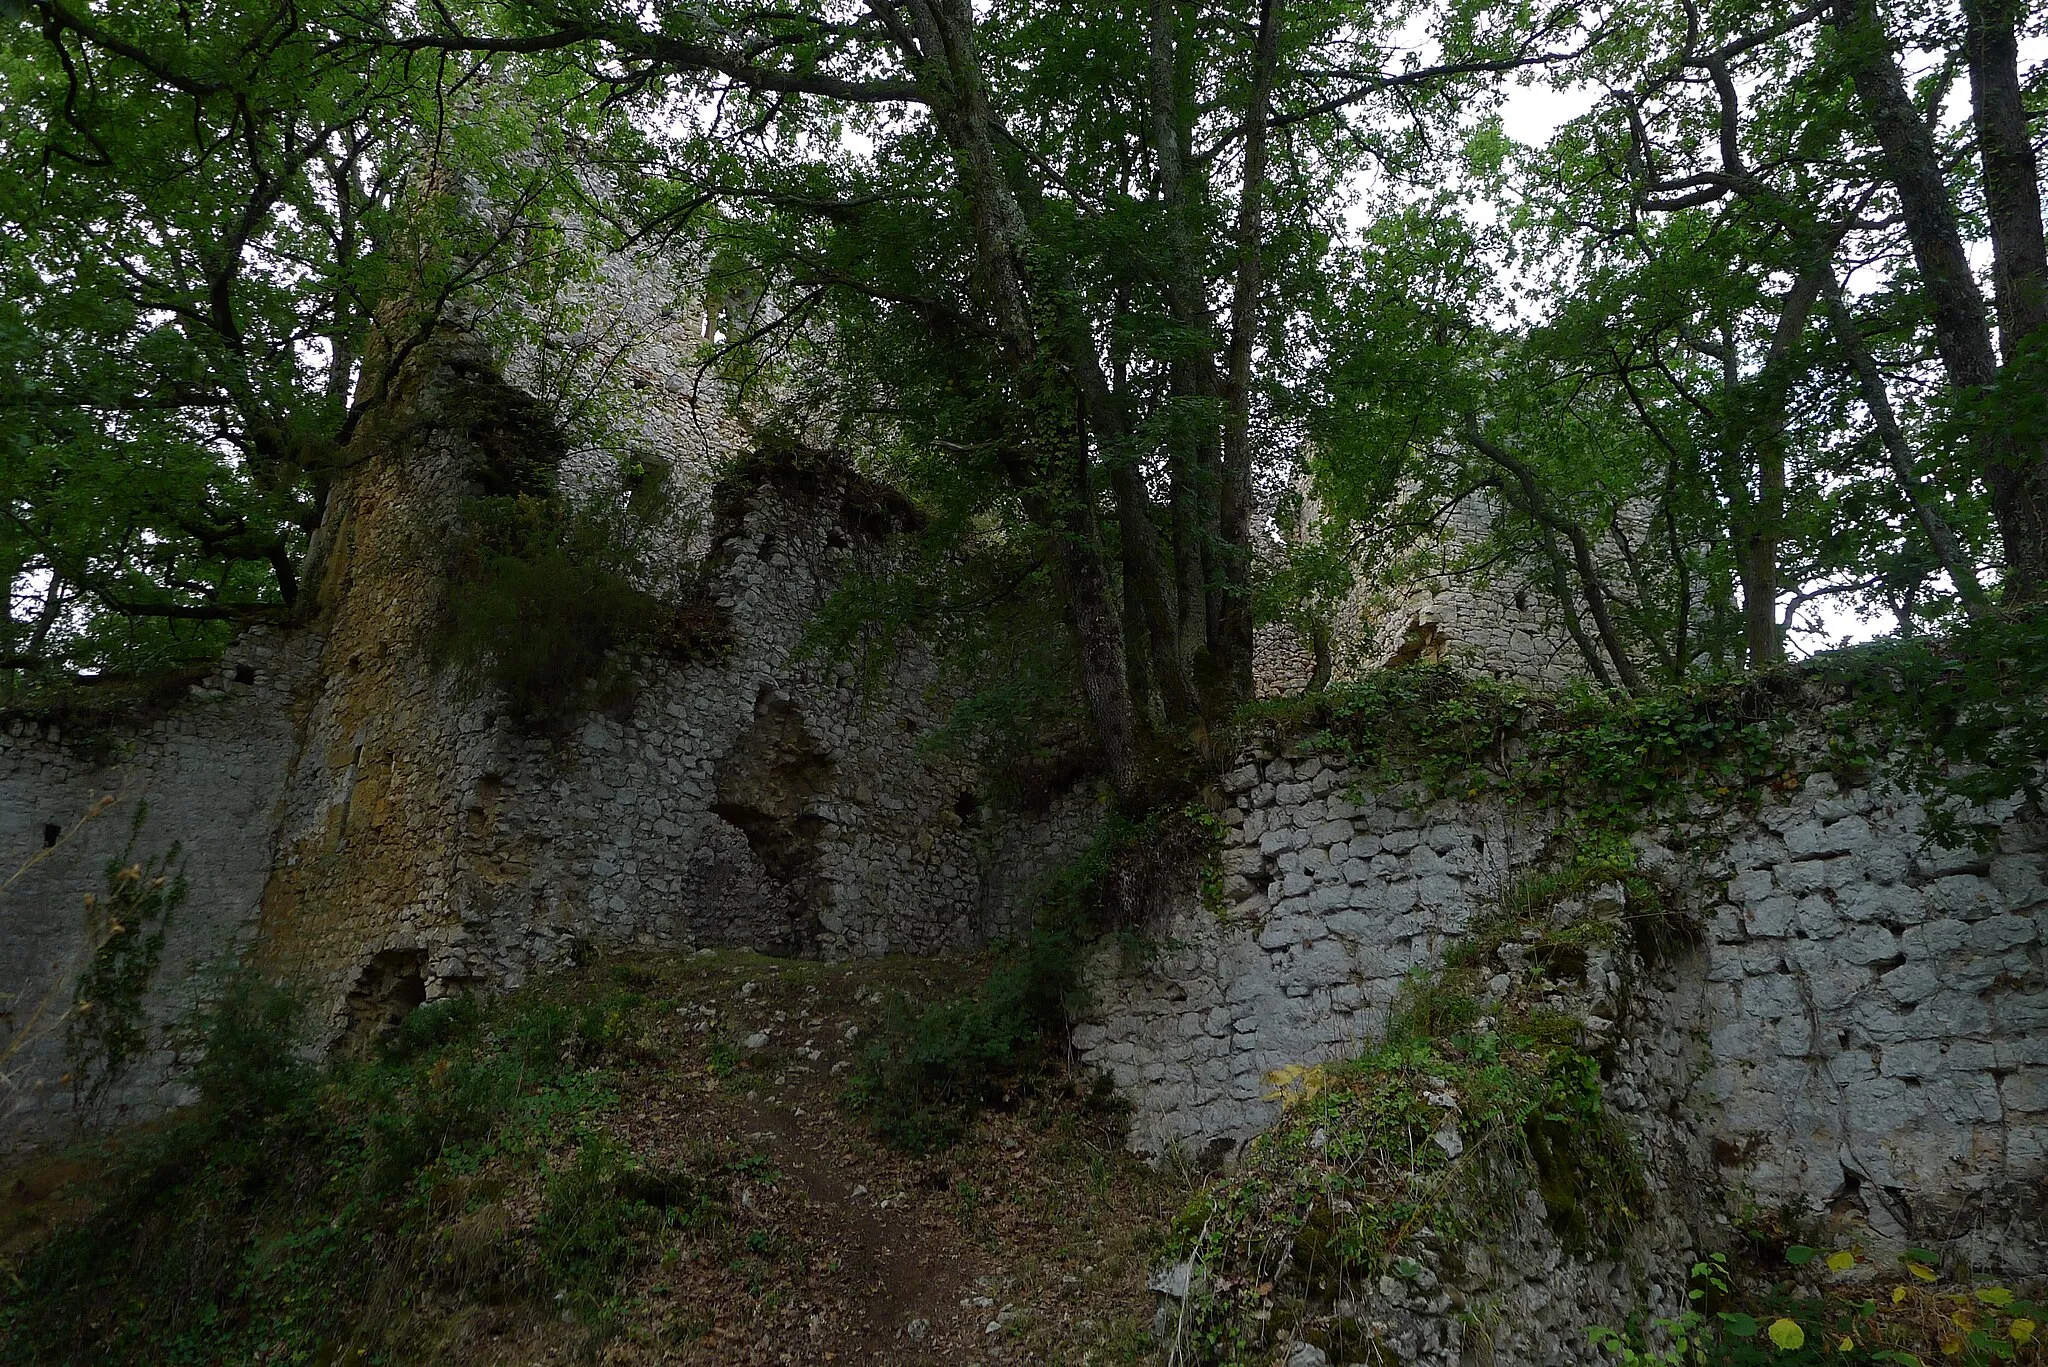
[712, 687, 837, 888]
[42, 823, 61, 848]
[952, 789, 980, 825]
[341, 948, 429, 1053]
[233, 664, 257, 686]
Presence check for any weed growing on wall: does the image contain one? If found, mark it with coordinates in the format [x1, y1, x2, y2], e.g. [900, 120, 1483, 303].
[1813, 608, 2048, 851]
[441, 490, 724, 726]
[63, 830, 184, 1112]
[1161, 953, 1643, 1367]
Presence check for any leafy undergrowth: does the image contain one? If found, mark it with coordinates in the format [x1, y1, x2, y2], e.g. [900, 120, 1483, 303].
[847, 802, 1221, 1152]
[1162, 918, 1646, 1367]
[0, 951, 1184, 1366]
[1592, 1246, 2045, 1365]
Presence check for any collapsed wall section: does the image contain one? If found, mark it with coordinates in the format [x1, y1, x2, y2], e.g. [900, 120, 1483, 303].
[0, 342, 1099, 1151]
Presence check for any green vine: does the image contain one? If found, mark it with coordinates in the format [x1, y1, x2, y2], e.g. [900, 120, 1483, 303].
[65, 831, 184, 1111]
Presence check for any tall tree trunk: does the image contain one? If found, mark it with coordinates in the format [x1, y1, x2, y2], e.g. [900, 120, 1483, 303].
[1835, 0, 2048, 598]
[1963, 0, 2048, 359]
[895, 0, 1144, 790]
[1149, 2, 1224, 681]
[1214, 0, 1282, 702]
[1962, 0, 2048, 599]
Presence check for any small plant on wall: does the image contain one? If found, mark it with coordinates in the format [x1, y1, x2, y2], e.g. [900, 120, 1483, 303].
[64, 821, 185, 1113]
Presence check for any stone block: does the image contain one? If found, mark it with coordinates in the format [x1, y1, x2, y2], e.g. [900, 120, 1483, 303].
[1967, 914, 2036, 953]
[1822, 814, 1874, 853]
[1840, 924, 1902, 965]
[1311, 820, 1353, 848]
[2001, 1068, 2048, 1113]
[1727, 869, 1774, 903]
[1878, 960, 1940, 1006]
[1924, 875, 1999, 921]
[1309, 883, 1351, 913]
[1841, 1075, 1920, 1134]
[1777, 860, 1829, 895]
[1794, 894, 1845, 939]
[1838, 882, 1926, 926]
[1741, 974, 1804, 1020]
[1742, 893, 1798, 938]
[1923, 1074, 2002, 1124]
[1901, 919, 1967, 961]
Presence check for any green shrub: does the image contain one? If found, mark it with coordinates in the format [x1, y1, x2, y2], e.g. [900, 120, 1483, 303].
[843, 804, 1221, 1151]
[440, 493, 724, 726]
[0, 973, 666, 1364]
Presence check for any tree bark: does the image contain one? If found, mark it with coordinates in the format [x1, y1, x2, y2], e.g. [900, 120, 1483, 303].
[1834, 0, 2048, 598]
[1149, 1, 1224, 680]
[1214, 0, 1282, 703]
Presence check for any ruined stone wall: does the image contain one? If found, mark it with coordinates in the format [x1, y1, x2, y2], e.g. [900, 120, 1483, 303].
[1258, 485, 1595, 697]
[0, 342, 1100, 1151]
[1076, 730, 2048, 1293]
[265, 340, 1100, 1042]
[0, 628, 322, 1143]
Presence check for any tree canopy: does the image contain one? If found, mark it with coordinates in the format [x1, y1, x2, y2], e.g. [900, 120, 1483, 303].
[2, 0, 2041, 791]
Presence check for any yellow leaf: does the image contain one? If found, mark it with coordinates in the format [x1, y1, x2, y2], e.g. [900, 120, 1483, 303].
[2010, 1318, 2035, 1345]
[1827, 1250, 1857, 1272]
[1941, 1336, 1963, 1356]
[1839, 1337, 1855, 1352]
[1907, 1261, 1940, 1282]
[1893, 1286, 1910, 1305]
[1769, 1319, 1806, 1351]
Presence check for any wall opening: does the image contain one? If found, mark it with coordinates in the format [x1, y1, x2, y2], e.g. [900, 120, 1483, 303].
[340, 948, 429, 1052]
[41, 823, 60, 848]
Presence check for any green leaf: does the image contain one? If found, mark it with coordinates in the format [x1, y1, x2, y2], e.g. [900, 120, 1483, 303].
[1768, 1318, 1806, 1351]
[1785, 1245, 1819, 1266]
[1719, 1312, 1759, 1337]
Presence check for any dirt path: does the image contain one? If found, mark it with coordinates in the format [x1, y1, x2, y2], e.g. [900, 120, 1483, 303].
[583, 952, 1178, 1366]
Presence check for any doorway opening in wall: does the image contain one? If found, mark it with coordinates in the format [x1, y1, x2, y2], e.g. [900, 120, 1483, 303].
[340, 948, 429, 1052]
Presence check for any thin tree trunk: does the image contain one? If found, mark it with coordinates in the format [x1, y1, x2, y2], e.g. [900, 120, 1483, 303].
[1835, 0, 2047, 597]
[1305, 621, 1332, 693]
[1740, 255, 1828, 666]
[1214, 0, 1282, 702]
[1820, 275, 1991, 609]
[1462, 429, 1643, 692]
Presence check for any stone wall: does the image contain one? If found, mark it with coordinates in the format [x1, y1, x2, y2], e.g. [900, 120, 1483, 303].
[1075, 730, 2048, 1289]
[0, 628, 322, 1141]
[0, 340, 1100, 1152]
